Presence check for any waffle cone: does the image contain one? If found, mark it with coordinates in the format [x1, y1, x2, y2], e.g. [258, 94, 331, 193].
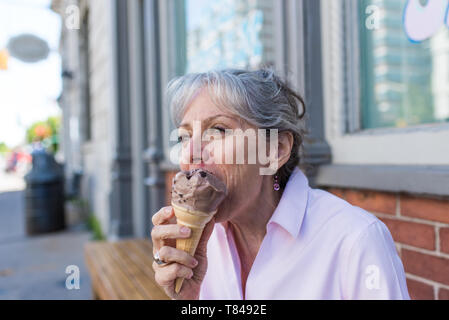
[171, 202, 216, 293]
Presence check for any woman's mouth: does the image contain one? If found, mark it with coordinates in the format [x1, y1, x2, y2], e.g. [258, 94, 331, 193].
[189, 166, 225, 184]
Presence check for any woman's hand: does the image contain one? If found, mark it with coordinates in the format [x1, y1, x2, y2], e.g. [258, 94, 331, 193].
[151, 206, 215, 300]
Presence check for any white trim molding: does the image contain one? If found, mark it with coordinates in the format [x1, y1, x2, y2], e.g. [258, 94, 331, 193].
[316, 164, 449, 197]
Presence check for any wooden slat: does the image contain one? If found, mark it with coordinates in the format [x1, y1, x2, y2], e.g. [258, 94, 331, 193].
[85, 242, 142, 300]
[99, 244, 147, 299]
[118, 241, 169, 299]
[93, 243, 142, 299]
[84, 239, 169, 300]
[102, 242, 158, 299]
[111, 242, 157, 299]
[85, 243, 120, 299]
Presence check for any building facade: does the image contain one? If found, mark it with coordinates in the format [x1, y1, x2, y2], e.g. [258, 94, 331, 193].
[52, 0, 449, 299]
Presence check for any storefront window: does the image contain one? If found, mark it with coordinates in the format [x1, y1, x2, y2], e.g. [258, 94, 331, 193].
[359, 0, 449, 129]
[179, 0, 275, 73]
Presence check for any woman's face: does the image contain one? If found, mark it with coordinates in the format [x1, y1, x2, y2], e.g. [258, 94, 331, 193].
[177, 88, 267, 222]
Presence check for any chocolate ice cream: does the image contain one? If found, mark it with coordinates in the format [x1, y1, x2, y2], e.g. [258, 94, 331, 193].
[171, 169, 227, 213]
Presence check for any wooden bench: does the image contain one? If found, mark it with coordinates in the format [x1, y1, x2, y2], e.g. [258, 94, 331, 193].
[84, 239, 170, 300]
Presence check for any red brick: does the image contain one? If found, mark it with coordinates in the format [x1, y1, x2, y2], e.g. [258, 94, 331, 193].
[438, 288, 449, 300]
[165, 171, 177, 206]
[402, 249, 449, 286]
[345, 190, 396, 215]
[406, 278, 434, 300]
[327, 188, 346, 200]
[401, 196, 449, 224]
[380, 218, 435, 250]
[440, 228, 449, 254]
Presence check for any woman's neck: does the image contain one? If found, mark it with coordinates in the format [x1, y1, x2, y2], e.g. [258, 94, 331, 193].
[228, 180, 281, 245]
[227, 202, 273, 247]
[224, 179, 282, 298]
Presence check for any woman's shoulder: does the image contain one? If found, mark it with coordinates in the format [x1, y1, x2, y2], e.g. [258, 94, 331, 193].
[304, 187, 386, 241]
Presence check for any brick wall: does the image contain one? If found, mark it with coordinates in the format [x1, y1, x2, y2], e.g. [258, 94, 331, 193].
[327, 188, 449, 300]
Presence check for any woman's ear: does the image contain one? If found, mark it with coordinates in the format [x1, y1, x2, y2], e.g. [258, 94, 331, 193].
[259, 130, 293, 176]
[277, 131, 294, 168]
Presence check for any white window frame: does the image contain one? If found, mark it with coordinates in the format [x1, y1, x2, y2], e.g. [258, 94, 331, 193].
[320, 0, 449, 167]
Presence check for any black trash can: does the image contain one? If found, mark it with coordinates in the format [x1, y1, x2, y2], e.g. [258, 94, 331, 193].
[25, 150, 65, 235]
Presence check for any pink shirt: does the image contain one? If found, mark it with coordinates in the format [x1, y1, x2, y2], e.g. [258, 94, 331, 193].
[199, 167, 410, 299]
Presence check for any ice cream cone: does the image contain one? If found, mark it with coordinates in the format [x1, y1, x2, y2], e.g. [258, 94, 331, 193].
[170, 168, 227, 293]
[171, 202, 216, 293]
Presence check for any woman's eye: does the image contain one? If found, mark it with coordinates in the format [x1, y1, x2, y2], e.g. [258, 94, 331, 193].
[212, 126, 226, 133]
[177, 135, 190, 143]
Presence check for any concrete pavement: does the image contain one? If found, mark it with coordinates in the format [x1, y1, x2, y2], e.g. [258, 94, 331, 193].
[0, 171, 93, 299]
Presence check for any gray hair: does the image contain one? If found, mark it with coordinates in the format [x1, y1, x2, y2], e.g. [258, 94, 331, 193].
[166, 68, 307, 190]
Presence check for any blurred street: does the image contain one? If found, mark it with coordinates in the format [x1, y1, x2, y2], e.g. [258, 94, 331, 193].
[0, 170, 92, 299]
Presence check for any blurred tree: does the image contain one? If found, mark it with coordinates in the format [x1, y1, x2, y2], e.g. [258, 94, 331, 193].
[26, 116, 61, 153]
[0, 142, 10, 155]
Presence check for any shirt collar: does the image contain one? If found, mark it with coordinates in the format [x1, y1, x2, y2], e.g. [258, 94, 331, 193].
[267, 167, 309, 238]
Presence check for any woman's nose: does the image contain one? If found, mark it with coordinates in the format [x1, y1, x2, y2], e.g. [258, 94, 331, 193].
[188, 131, 205, 163]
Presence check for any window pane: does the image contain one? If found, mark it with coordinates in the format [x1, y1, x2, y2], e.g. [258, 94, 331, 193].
[179, 0, 275, 74]
[359, 0, 449, 129]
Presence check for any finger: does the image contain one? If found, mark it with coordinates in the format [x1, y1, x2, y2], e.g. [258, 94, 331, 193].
[151, 224, 191, 254]
[154, 263, 193, 287]
[152, 206, 175, 226]
[151, 224, 191, 242]
[158, 246, 198, 268]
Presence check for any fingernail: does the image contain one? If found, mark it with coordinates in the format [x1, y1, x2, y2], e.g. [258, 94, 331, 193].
[180, 226, 190, 235]
[192, 259, 198, 267]
[188, 272, 193, 279]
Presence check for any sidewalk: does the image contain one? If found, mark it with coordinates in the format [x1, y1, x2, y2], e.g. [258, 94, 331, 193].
[0, 171, 93, 299]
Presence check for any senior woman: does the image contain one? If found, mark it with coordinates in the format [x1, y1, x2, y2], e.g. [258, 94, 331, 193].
[151, 68, 410, 300]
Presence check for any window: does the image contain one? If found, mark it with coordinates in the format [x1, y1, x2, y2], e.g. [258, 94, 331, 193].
[158, 0, 279, 164]
[320, 0, 449, 167]
[359, 0, 449, 129]
[179, 0, 276, 73]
